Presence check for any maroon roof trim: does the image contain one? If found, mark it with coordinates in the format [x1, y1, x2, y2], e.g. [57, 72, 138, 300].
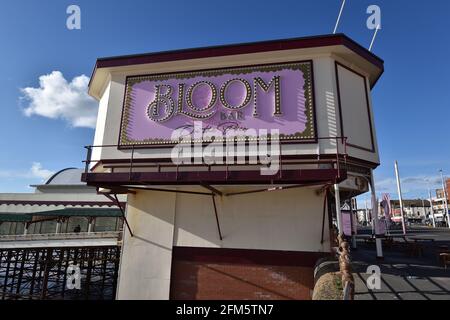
[90, 34, 383, 88]
[0, 200, 125, 207]
[82, 168, 346, 187]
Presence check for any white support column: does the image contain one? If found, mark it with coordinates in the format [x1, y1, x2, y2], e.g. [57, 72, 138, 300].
[395, 161, 407, 235]
[55, 220, 61, 234]
[88, 218, 94, 233]
[429, 189, 436, 228]
[334, 183, 343, 234]
[421, 199, 426, 223]
[370, 170, 383, 259]
[439, 170, 450, 229]
[23, 223, 29, 235]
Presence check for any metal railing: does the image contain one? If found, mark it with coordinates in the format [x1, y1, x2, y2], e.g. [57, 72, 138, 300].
[0, 231, 121, 242]
[83, 136, 348, 178]
[0, 245, 120, 300]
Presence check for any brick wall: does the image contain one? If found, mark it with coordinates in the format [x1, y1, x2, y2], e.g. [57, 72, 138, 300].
[170, 247, 329, 300]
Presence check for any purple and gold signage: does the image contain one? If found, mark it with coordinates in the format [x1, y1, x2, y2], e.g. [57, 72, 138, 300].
[119, 61, 315, 146]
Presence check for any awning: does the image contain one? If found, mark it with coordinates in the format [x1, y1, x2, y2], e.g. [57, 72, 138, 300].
[0, 214, 33, 223]
[31, 208, 122, 217]
[0, 208, 122, 222]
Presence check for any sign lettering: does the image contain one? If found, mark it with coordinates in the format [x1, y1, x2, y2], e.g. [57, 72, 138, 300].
[119, 61, 315, 146]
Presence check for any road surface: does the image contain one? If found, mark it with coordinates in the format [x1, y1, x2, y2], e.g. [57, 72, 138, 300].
[352, 226, 450, 300]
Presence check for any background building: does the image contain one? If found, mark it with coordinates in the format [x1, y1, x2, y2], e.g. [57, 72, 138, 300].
[432, 187, 448, 223]
[0, 168, 126, 300]
[390, 199, 431, 222]
[0, 168, 125, 236]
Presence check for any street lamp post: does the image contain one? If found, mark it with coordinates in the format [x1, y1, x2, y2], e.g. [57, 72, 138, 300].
[369, 170, 383, 259]
[395, 161, 407, 235]
[421, 198, 425, 221]
[425, 178, 436, 228]
[439, 169, 450, 229]
[428, 189, 436, 228]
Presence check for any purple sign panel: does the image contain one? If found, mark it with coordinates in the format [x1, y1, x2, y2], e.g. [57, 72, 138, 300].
[119, 61, 316, 146]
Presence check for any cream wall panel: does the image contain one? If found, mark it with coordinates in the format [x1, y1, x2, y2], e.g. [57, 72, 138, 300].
[336, 64, 374, 152]
[174, 187, 330, 253]
[116, 191, 176, 300]
[92, 81, 111, 164]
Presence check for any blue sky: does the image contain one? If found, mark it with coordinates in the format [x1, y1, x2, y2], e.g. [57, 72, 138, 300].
[0, 0, 449, 200]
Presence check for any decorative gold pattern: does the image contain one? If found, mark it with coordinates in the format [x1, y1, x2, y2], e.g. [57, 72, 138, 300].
[119, 61, 316, 146]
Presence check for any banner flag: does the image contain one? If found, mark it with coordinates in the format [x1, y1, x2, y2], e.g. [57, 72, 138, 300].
[381, 193, 392, 227]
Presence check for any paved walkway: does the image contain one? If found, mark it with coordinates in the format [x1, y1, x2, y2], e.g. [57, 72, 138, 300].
[352, 227, 450, 300]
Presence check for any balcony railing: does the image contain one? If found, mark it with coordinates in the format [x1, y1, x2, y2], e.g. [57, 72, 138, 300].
[0, 231, 121, 242]
[82, 136, 348, 179]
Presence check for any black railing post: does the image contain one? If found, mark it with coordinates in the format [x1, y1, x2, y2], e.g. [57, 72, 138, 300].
[129, 145, 135, 181]
[84, 146, 92, 174]
[343, 137, 348, 163]
[336, 137, 340, 178]
[212, 195, 223, 241]
[40, 248, 53, 300]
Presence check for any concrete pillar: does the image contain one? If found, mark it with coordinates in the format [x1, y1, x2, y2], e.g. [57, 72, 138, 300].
[23, 223, 29, 235]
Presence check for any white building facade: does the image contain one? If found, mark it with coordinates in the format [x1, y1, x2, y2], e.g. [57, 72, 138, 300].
[83, 34, 384, 300]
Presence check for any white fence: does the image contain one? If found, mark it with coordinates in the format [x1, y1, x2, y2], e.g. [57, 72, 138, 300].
[0, 231, 121, 249]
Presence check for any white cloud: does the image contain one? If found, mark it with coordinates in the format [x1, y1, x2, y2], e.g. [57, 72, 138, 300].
[30, 162, 54, 180]
[21, 71, 98, 128]
[0, 162, 54, 182]
[375, 174, 442, 198]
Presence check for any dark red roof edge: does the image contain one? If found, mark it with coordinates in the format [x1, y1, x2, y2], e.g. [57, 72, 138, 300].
[0, 200, 125, 207]
[89, 33, 384, 89]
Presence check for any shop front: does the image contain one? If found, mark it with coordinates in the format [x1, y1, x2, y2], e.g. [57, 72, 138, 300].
[83, 33, 384, 299]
